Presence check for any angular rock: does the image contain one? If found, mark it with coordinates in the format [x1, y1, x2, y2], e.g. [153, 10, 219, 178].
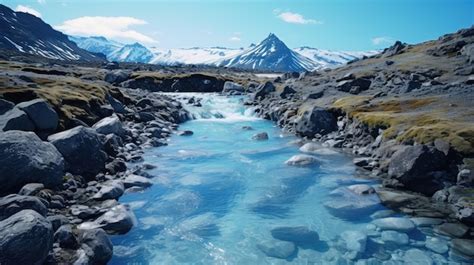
[257, 240, 296, 259]
[0, 131, 64, 194]
[78, 205, 135, 234]
[0, 107, 35, 132]
[0, 194, 47, 221]
[93, 180, 124, 201]
[222, 81, 244, 93]
[285, 154, 320, 166]
[78, 228, 113, 264]
[92, 114, 125, 137]
[388, 145, 447, 195]
[279, 86, 296, 99]
[16, 99, 58, 131]
[295, 106, 337, 137]
[48, 126, 107, 178]
[177, 130, 193, 136]
[122, 174, 152, 189]
[54, 225, 78, 249]
[0, 99, 14, 115]
[372, 217, 416, 232]
[254, 81, 275, 100]
[18, 183, 44, 196]
[271, 226, 319, 247]
[0, 210, 53, 265]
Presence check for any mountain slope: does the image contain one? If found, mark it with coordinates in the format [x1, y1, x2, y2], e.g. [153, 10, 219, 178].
[108, 42, 154, 63]
[69, 36, 122, 57]
[218, 33, 320, 72]
[150, 47, 242, 65]
[293, 47, 379, 68]
[0, 4, 101, 61]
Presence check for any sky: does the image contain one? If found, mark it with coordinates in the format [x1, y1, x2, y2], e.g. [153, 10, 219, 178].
[1, 0, 473, 51]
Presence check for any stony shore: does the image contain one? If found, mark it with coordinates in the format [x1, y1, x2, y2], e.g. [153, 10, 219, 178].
[0, 26, 473, 264]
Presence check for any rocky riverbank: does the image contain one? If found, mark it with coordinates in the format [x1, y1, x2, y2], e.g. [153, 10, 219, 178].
[241, 26, 474, 260]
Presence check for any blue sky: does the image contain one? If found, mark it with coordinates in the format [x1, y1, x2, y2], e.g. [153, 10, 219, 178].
[1, 0, 473, 51]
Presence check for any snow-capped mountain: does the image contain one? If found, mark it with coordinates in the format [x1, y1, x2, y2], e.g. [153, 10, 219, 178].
[108, 42, 154, 63]
[70, 34, 377, 72]
[69, 36, 122, 57]
[150, 47, 242, 65]
[293, 47, 379, 68]
[0, 4, 101, 61]
[218, 33, 321, 72]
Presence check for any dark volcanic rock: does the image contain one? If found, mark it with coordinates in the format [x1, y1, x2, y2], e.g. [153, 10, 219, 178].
[254, 81, 276, 100]
[0, 210, 53, 265]
[0, 131, 64, 194]
[388, 145, 447, 195]
[295, 106, 337, 137]
[279, 86, 296, 99]
[48, 126, 107, 178]
[16, 99, 58, 131]
[0, 194, 47, 221]
[78, 228, 113, 264]
[0, 107, 35, 132]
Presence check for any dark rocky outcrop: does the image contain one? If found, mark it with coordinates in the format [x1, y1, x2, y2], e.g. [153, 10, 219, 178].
[0, 194, 47, 220]
[16, 99, 58, 132]
[388, 145, 448, 195]
[295, 106, 337, 137]
[77, 228, 113, 264]
[0, 107, 35, 132]
[48, 126, 107, 178]
[0, 210, 53, 265]
[0, 131, 64, 194]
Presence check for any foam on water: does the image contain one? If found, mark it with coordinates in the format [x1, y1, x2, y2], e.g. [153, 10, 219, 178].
[110, 94, 469, 264]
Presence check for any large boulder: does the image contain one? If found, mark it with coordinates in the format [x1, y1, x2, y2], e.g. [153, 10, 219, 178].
[279, 86, 296, 99]
[104, 70, 130, 85]
[336, 78, 371, 93]
[295, 106, 337, 137]
[0, 194, 47, 221]
[0, 99, 14, 115]
[48, 126, 107, 178]
[254, 81, 275, 100]
[16, 99, 58, 131]
[78, 228, 113, 264]
[93, 180, 125, 200]
[0, 210, 53, 265]
[388, 145, 447, 195]
[92, 114, 125, 137]
[0, 131, 64, 194]
[0, 107, 35, 132]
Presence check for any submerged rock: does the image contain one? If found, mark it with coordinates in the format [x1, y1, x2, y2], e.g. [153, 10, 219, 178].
[0, 210, 53, 265]
[271, 226, 319, 247]
[257, 240, 296, 259]
[340, 230, 367, 253]
[252, 132, 269, 140]
[0, 131, 64, 194]
[380, 230, 409, 245]
[434, 222, 468, 238]
[372, 217, 416, 232]
[402, 249, 433, 265]
[451, 239, 474, 258]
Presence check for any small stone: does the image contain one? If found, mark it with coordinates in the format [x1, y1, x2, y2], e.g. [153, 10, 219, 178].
[451, 239, 474, 258]
[381, 230, 409, 245]
[403, 249, 433, 264]
[177, 130, 193, 136]
[348, 184, 375, 195]
[252, 132, 269, 141]
[425, 237, 449, 254]
[372, 217, 416, 232]
[257, 240, 296, 259]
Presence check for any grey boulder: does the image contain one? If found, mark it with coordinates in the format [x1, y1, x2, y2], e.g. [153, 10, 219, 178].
[295, 106, 337, 137]
[0, 99, 14, 115]
[0, 194, 47, 221]
[78, 228, 113, 264]
[0, 131, 64, 194]
[93, 180, 124, 200]
[222, 81, 244, 93]
[48, 126, 107, 178]
[0, 107, 35, 132]
[122, 174, 152, 189]
[92, 114, 125, 137]
[254, 81, 275, 100]
[0, 210, 53, 265]
[78, 204, 135, 234]
[16, 99, 58, 131]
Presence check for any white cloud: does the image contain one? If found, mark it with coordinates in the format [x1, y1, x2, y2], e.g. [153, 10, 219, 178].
[276, 11, 322, 25]
[372, 36, 395, 45]
[55, 16, 157, 43]
[15, 5, 42, 18]
[229, 36, 241, 42]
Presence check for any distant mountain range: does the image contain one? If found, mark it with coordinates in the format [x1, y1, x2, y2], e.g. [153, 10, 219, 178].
[0, 3, 377, 71]
[0, 4, 101, 62]
[72, 34, 378, 71]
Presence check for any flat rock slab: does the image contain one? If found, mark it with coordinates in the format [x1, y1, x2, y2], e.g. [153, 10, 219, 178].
[372, 217, 416, 232]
